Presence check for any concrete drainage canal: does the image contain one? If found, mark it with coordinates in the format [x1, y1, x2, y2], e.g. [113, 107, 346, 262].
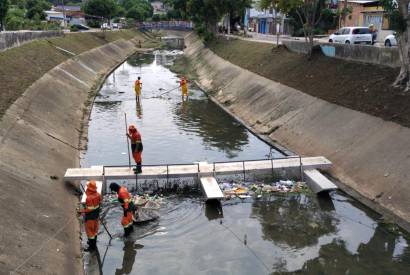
[76, 49, 410, 274]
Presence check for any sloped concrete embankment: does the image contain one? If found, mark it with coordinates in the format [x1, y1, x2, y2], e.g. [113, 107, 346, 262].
[184, 33, 410, 230]
[0, 39, 139, 274]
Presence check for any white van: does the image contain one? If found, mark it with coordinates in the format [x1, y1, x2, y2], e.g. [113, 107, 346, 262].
[329, 27, 373, 45]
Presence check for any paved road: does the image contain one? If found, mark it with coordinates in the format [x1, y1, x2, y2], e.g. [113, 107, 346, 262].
[226, 33, 391, 48]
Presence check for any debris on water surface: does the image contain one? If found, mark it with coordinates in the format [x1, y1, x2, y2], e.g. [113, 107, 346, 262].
[219, 180, 310, 200]
[104, 193, 162, 223]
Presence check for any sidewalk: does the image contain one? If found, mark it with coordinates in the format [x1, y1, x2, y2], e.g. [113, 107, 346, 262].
[224, 32, 317, 45]
[223, 33, 387, 48]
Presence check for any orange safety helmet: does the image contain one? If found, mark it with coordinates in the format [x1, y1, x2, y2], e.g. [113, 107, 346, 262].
[87, 180, 97, 192]
[128, 124, 137, 132]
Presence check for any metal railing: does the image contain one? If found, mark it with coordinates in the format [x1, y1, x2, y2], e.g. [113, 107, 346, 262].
[137, 21, 194, 31]
[101, 155, 304, 181]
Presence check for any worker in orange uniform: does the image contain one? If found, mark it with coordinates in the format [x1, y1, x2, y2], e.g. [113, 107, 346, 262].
[79, 180, 101, 252]
[109, 182, 135, 237]
[127, 124, 143, 174]
[134, 77, 142, 103]
[180, 76, 188, 101]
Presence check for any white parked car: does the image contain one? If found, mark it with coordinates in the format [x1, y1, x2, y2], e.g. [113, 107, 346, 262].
[329, 27, 373, 45]
[384, 33, 397, 47]
[100, 23, 112, 30]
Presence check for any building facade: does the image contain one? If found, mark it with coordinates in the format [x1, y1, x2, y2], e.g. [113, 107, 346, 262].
[244, 8, 292, 35]
[151, 1, 170, 15]
[339, 0, 389, 30]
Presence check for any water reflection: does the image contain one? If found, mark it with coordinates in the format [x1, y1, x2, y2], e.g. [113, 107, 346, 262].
[136, 101, 143, 119]
[83, 50, 274, 166]
[115, 241, 143, 275]
[173, 98, 250, 159]
[252, 194, 337, 249]
[93, 100, 122, 112]
[83, 51, 410, 275]
[127, 53, 155, 67]
[295, 225, 410, 274]
[205, 200, 224, 220]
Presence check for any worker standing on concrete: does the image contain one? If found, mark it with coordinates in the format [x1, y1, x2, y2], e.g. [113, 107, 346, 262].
[109, 183, 135, 237]
[180, 76, 188, 101]
[79, 180, 101, 252]
[134, 77, 142, 103]
[127, 124, 143, 174]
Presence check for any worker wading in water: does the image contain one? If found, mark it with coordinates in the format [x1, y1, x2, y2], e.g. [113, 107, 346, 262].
[180, 76, 188, 101]
[109, 183, 135, 237]
[79, 181, 101, 252]
[135, 77, 142, 103]
[127, 124, 143, 174]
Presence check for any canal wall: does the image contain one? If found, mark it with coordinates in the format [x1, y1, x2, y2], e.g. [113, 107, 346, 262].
[0, 30, 63, 52]
[283, 40, 401, 68]
[184, 32, 410, 230]
[0, 38, 141, 274]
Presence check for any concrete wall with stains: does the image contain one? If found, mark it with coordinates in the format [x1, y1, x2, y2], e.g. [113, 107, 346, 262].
[283, 40, 400, 68]
[184, 32, 410, 231]
[0, 38, 140, 274]
[0, 30, 63, 52]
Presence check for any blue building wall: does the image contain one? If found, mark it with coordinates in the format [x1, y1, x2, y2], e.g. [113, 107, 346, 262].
[258, 19, 267, 33]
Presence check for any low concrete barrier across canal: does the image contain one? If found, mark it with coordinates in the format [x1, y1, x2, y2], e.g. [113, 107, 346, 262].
[65, 156, 337, 198]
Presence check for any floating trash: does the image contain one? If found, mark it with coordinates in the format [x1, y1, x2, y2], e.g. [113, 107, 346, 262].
[133, 194, 162, 223]
[219, 180, 310, 200]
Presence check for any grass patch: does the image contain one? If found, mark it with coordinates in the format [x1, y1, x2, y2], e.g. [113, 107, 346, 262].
[207, 37, 410, 128]
[0, 29, 155, 119]
[169, 55, 197, 81]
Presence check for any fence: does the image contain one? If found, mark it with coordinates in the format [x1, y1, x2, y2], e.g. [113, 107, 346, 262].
[137, 21, 194, 31]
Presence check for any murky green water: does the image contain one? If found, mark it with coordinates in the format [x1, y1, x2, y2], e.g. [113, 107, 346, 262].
[82, 51, 410, 274]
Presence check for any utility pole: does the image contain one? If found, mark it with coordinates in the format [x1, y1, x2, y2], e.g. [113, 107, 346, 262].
[61, 0, 67, 29]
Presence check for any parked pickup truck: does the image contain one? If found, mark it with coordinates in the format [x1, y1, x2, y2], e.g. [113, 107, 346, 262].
[329, 27, 372, 45]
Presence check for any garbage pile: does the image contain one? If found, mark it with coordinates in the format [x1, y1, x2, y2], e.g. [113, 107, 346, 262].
[132, 194, 162, 223]
[105, 193, 162, 223]
[219, 180, 310, 200]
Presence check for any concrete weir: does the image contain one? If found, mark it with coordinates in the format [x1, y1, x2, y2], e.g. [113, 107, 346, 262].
[0, 38, 142, 274]
[64, 156, 336, 198]
[183, 32, 410, 230]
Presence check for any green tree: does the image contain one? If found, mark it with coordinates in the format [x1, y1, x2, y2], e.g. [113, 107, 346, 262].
[126, 6, 143, 20]
[5, 7, 25, 30]
[380, 0, 410, 90]
[185, 0, 250, 37]
[84, 0, 118, 21]
[121, 0, 152, 21]
[10, 0, 25, 9]
[261, 0, 325, 58]
[164, 0, 187, 18]
[26, 0, 51, 20]
[0, 0, 9, 31]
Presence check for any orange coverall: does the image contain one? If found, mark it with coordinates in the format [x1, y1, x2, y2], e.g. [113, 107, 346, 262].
[83, 182, 101, 242]
[118, 186, 134, 229]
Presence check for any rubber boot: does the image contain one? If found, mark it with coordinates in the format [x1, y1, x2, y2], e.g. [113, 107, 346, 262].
[85, 238, 96, 252]
[137, 162, 142, 174]
[124, 227, 131, 237]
